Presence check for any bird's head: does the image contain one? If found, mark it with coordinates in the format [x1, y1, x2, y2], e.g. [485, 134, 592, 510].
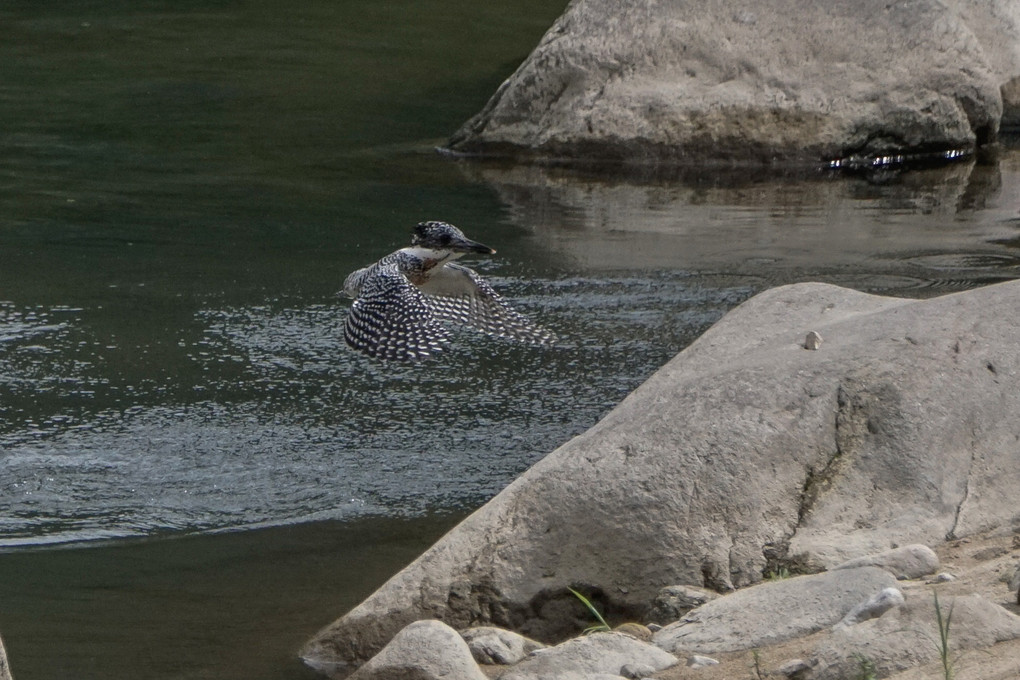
[411, 221, 495, 255]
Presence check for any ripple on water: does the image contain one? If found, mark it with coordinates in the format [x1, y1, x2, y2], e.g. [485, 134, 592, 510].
[0, 274, 750, 546]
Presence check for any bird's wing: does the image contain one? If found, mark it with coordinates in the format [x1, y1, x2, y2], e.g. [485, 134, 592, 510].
[418, 263, 556, 345]
[344, 264, 451, 361]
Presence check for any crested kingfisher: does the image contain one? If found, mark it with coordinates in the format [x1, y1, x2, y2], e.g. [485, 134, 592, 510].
[341, 221, 556, 361]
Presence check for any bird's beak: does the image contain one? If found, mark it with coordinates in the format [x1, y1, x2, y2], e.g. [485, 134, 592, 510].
[453, 236, 496, 255]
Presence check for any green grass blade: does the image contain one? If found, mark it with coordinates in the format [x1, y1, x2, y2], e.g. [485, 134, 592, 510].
[568, 587, 611, 633]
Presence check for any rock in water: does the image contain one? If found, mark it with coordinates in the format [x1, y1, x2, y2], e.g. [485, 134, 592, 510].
[0, 634, 12, 680]
[447, 0, 1020, 165]
[302, 280, 1020, 673]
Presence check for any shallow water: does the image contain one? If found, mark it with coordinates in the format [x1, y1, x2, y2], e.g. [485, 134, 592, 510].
[2, 1, 1020, 678]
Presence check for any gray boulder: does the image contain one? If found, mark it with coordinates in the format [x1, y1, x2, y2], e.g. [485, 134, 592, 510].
[302, 280, 1020, 672]
[448, 0, 1020, 165]
[833, 544, 940, 580]
[811, 594, 1020, 680]
[499, 631, 677, 680]
[346, 620, 486, 680]
[0, 634, 11, 680]
[459, 626, 545, 665]
[686, 655, 720, 669]
[652, 567, 897, 654]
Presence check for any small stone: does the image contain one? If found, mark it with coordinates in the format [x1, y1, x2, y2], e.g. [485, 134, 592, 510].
[1009, 564, 1020, 593]
[613, 622, 652, 641]
[932, 572, 956, 583]
[687, 654, 720, 668]
[646, 623, 663, 632]
[835, 587, 905, 628]
[804, 331, 823, 350]
[620, 662, 656, 679]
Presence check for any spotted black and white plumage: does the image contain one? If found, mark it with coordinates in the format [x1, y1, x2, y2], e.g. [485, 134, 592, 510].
[342, 221, 555, 361]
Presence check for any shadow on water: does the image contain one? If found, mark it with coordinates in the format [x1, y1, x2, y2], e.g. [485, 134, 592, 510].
[0, 513, 464, 680]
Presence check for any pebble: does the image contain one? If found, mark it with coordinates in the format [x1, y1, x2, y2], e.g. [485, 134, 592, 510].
[804, 331, 823, 350]
[613, 622, 652, 641]
[686, 654, 720, 668]
[931, 572, 956, 583]
[620, 662, 656, 679]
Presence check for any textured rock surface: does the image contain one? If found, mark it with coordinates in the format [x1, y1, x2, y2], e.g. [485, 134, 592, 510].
[833, 544, 940, 580]
[811, 594, 1020, 680]
[499, 631, 677, 680]
[652, 567, 897, 654]
[0, 635, 11, 680]
[448, 0, 1020, 164]
[345, 620, 486, 680]
[302, 280, 1020, 673]
[646, 585, 719, 625]
[641, 532, 1020, 680]
[834, 587, 905, 629]
[460, 626, 545, 665]
[957, 0, 1020, 128]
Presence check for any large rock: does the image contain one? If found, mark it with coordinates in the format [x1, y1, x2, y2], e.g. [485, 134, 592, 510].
[0, 634, 11, 680]
[499, 631, 678, 680]
[459, 626, 545, 665]
[833, 544, 940, 580]
[810, 594, 1020, 680]
[652, 567, 898, 654]
[302, 280, 1020, 673]
[344, 620, 487, 680]
[448, 0, 1020, 165]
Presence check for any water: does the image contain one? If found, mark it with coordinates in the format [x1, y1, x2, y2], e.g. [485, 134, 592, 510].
[2, 1, 1020, 678]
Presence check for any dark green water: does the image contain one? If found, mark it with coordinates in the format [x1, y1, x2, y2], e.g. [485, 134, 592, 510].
[2, 1, 1020, 678]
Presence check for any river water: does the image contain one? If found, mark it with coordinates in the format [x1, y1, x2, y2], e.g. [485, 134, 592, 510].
[2, 2, 1020, 679]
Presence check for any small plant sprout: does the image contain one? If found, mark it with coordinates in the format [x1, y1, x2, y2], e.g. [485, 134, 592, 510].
[933, 590, 955, 680]
[853, 653, 878, 680]
[567, 587, 611, 634]
[750, 649, 767, 680]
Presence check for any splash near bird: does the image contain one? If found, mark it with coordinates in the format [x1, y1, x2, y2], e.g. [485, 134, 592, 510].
[341, 221, 556, 361]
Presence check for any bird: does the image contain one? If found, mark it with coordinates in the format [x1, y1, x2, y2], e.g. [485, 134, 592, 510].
[341, 220, 556, 361]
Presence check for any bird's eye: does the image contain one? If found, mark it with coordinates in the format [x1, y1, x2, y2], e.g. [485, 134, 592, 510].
[439, 233, 451, 245]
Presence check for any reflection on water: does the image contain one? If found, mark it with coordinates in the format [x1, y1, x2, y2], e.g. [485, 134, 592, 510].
[1, 274, 747, 544]
[2, 0, 1020, 678]
[462, 155, 1020, 291]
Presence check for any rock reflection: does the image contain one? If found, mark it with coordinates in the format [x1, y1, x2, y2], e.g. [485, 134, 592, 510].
[459, 156, 1019, 293]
